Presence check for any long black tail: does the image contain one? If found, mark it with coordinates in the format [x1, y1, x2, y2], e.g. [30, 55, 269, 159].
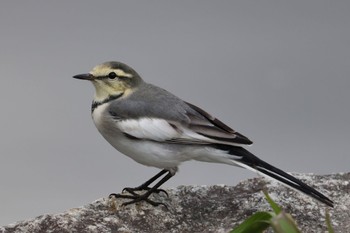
[217, 145, 334, 207]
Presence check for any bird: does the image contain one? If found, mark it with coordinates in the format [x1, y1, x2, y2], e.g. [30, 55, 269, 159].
[73, 61, 333, 208]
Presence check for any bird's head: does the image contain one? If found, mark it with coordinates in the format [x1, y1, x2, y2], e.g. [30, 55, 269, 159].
[73, 61, 143, 102]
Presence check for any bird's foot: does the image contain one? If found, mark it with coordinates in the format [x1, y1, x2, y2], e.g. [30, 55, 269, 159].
[122, 186, 169, 197]
[109, 192, 168, 208]
[109, 169, 173, 208]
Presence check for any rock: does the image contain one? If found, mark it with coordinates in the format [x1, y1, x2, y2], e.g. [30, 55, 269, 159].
[1, 173, 349, 233]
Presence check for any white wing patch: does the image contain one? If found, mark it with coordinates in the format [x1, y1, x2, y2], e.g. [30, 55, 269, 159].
[117, 118, 180, 141]
[116, 118, 245, 146]
[117, 118, 214, 143]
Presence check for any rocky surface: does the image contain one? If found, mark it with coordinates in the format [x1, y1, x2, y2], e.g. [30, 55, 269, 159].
[1, 173, 349, 233]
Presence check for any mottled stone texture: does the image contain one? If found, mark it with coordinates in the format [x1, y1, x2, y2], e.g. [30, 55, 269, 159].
[1, 173, 349, 233]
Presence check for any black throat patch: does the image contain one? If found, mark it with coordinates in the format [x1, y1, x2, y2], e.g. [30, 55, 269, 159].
[91, 93, 124, 113]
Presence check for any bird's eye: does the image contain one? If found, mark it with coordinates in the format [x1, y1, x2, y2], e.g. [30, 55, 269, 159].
[108, 72, 117, 79]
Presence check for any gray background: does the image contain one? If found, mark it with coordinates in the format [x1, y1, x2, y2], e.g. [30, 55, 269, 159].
[1, 1, 349, 225]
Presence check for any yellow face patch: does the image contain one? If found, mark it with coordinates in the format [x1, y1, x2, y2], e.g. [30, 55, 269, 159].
[92, 79, 130, 102]
[90, 64, 133, 78]
[87, 62, 139, 102]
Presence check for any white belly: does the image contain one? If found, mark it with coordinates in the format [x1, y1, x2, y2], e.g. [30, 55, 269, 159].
[91, 103, 190, 169]
[91, 103, 234, 169]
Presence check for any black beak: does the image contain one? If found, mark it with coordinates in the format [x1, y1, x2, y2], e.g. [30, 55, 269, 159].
[72, 73, 94, 80]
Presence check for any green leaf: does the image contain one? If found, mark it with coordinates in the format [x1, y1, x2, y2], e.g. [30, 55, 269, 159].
[270, 211, 301, 233]
[325, 209, 334, 233]
[230, 211, 274, 233]
[263, 189, 282, 214]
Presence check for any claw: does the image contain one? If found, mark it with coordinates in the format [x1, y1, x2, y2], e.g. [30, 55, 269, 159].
[121, 197, 168, 209]
[152, 188, 169, 197]
[122, 187, 169, 197]
[109, 192, 168, 208]
[109, 169, 174, 208]
[109, 193, 120, 199]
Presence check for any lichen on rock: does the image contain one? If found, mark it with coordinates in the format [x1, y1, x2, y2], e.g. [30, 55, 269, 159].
[1, 173, 349, 233]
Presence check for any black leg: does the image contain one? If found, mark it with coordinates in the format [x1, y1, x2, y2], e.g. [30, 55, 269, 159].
[109, 169, 174, 207]
[122, 169, 168, 196]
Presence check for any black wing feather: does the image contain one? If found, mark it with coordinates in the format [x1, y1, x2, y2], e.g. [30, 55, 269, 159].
[185, 102, 253, 145]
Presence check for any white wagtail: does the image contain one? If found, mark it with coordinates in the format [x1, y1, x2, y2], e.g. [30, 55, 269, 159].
[73, 61, 333, 207]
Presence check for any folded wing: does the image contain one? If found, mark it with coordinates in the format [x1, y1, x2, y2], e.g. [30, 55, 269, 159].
[115, 102, 253, 147]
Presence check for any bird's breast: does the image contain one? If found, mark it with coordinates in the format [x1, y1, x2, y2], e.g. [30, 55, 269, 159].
[92, 103, 109, 127]
[91, 102, 121, 135]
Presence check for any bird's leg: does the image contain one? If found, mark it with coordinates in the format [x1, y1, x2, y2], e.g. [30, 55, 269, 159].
[109, 170, 174, 207]
[122, 169, 169, 196]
